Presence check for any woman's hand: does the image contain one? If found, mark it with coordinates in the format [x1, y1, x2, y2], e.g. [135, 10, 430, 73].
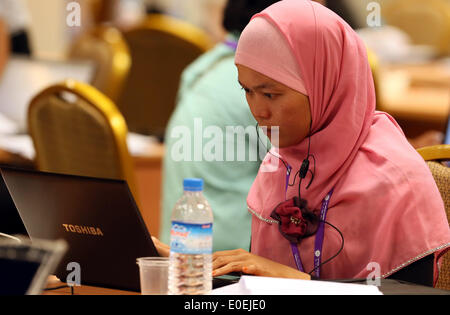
[212, 249, 311, 280]
[152, 236, 170, 257]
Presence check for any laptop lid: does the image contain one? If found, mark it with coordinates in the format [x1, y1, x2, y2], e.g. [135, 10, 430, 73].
[0, 172, 27, 236]
[0, 167, 159, 292]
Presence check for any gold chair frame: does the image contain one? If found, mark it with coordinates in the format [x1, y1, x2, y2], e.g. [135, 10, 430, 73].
[138, 14, 213, 52]
[28, 80, 139, 202]
[70, 26, 131, 103]
[417, 144, 450, 161]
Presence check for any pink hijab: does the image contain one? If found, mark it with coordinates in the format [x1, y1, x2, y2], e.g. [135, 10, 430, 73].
[237, 0, 450, 281]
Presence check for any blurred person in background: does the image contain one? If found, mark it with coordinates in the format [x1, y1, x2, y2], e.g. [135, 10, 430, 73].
[25, 0, 97, 60]
[158, 0, 282, 253]
[0, 0, 30, 55]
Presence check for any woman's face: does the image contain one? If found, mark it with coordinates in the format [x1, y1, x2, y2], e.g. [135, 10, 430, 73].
[237, 64, 311, 148]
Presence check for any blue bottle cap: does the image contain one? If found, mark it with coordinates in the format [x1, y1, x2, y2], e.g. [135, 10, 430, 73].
[183, 178, 204, 192]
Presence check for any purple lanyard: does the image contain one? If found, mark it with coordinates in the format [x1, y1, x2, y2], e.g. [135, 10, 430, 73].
[285, 165, 334, 278]
[223, 39, 238, 51]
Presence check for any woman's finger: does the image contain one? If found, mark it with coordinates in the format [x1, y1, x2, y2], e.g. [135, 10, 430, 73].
[212, 261, 244, 277]
[212, 254, 239, 270]
[152, 236, 170, 257]
[212, 250, 249, 270]
[213, 249, 247, 258]
[242, 264, 258, 275]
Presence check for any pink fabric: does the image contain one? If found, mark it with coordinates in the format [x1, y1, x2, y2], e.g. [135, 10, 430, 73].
[242, 0, 450, 280]
[235, 17, 307, 95]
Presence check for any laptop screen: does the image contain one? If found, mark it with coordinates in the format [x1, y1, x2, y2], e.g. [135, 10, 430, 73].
[0, 168, 158, 292]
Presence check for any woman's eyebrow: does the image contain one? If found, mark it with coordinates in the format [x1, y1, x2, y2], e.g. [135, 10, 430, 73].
[238, 80, 277, 90]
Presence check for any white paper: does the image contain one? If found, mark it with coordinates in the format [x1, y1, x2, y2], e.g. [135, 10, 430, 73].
[126, 133, 158, 156]
[211, 276, 382, 295]
[0, 134, 35, 160]
[0, 113, 20, 135]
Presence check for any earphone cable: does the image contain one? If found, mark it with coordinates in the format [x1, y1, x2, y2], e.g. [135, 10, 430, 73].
[307, 220, 345, 276]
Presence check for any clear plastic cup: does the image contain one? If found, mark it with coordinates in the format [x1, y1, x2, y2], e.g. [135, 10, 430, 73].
[136, 257, 169, 295]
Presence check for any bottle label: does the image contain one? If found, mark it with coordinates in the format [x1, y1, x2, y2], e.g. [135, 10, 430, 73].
[170, 221, 213, 254]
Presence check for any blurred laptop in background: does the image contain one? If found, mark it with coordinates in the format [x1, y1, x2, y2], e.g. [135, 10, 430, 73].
[0, 237, 67, 295]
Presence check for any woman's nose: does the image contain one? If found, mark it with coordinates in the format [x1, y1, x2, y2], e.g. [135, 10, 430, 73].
[249, 100, 271, 121]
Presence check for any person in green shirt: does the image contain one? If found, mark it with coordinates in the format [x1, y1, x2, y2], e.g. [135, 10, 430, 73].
[160, 0, 279, 252]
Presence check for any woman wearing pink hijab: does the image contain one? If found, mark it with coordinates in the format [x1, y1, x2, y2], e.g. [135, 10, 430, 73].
[212, 0, 450, 285]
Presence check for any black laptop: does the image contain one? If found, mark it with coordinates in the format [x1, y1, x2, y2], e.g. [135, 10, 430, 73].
[0, 167, 159, 292]
[0, 173, 27, 236]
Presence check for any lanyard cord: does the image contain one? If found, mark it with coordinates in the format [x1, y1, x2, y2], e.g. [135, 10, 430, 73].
[290, 188, 331, 277]
[289, 191, 345, 277]
[307, 220, 345, 276]
[223, 38, 238, 51]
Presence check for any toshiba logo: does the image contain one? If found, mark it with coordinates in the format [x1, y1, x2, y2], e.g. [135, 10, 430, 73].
[62, 224, 104, 236]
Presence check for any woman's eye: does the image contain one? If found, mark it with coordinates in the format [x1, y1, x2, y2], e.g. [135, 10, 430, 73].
[241, 87, 251, 93]
[264, 93, 273, 99]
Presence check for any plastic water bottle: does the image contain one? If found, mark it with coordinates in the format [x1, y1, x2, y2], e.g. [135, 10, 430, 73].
[168, 178, 213, 295]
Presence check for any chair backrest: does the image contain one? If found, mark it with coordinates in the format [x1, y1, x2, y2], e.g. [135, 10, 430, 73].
[70, 26, 131, 103]
[28, 80, 138, 202]
[417, 144, 450, 290]
[118, 14, 213, 137]
[382, 0, 450, 56]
